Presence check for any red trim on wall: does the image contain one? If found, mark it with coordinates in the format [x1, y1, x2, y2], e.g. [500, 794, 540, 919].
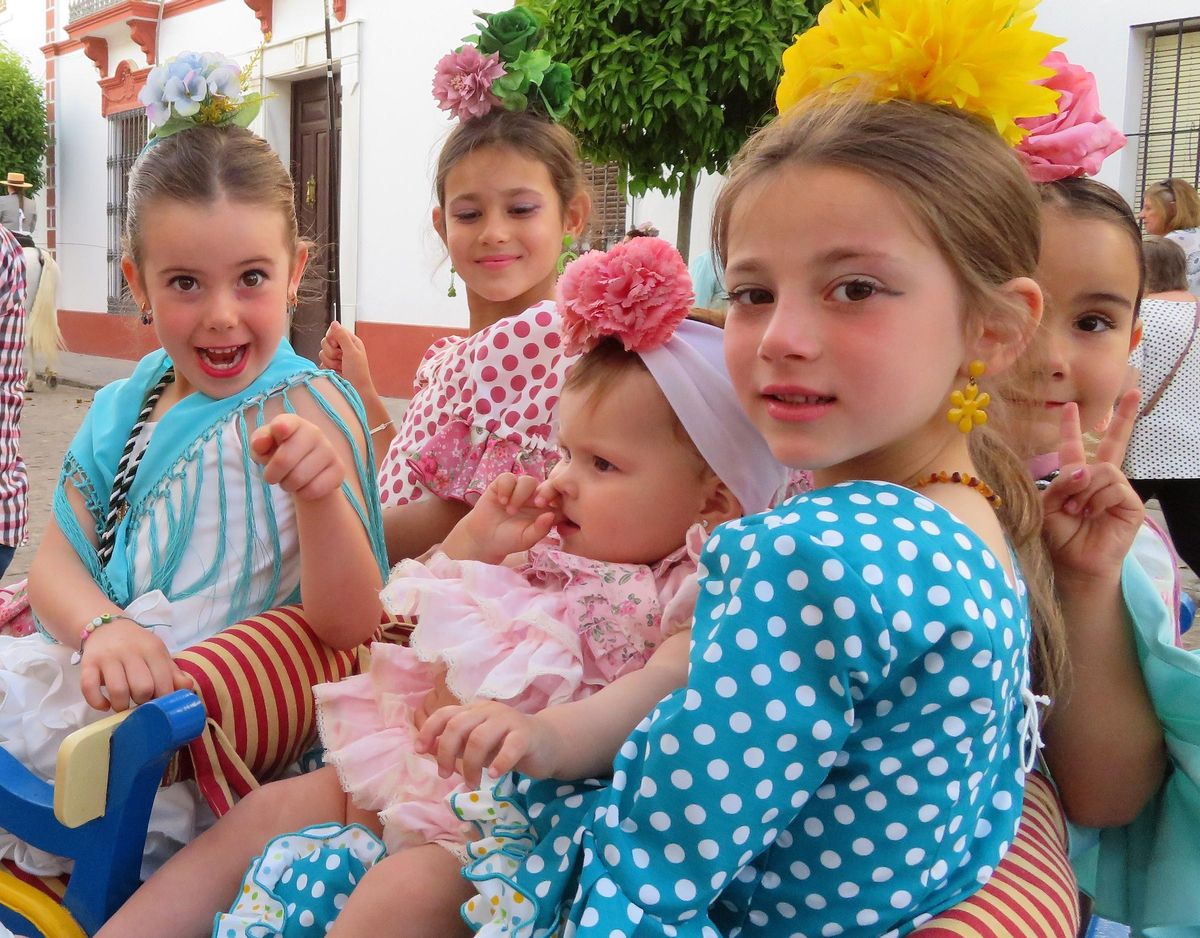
[127, 17, 158, 64]
[355, 321, 467, 398]
[57, 314, 466, 396]
[81, 36, 108, 76]
[333, 0, 346, 21]
[100, 60, 151, 117]
[242, 0, 272, 37]
[58, 310, 160, 361]
[65, 0, 158, 40]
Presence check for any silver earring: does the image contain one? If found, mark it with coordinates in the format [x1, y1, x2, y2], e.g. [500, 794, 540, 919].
[701, 519, 710, 530]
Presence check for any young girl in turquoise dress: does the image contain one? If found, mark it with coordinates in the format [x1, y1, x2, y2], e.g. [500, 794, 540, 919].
[0, 115, 386, 877]
[97, 239, 788, 938]
[1007, 173, 1200, 934]
[321, 12, 592, 563]
[417, 7, 1079, 934]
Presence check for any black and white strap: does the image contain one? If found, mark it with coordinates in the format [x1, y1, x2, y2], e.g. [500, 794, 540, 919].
[96, 367, 174, 565]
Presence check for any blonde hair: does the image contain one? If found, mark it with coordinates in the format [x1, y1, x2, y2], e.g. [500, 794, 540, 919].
[712, 95, 1066, 697]
[1143, 235, 1189, 294]
[1144, 178, 1200, 232]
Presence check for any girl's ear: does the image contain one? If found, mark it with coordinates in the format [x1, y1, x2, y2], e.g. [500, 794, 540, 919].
[563, 191, 591, 239]
[289, 242, 310, 298]
[121, 255, 148, 311]
[1129, 317, 1145, 354]
[698, 477, 742, 529]
[975, 276, 1044, 376]
[432, 206, 448, 246]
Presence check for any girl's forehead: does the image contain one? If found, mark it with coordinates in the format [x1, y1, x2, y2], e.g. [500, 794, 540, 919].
[137, 197, 294, 266]
[445, 146, 555, 195]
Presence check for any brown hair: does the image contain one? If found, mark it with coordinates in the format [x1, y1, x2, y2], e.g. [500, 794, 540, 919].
[124, 124, 299, 268]
[1041, 177, 1146, 310]
[434, 110, 586, 216]
[564, 337, 707, 470]
[1143, 235, 1189, 294]
[712, 95, 1066, 696]
[1144, 177, 1200, 232]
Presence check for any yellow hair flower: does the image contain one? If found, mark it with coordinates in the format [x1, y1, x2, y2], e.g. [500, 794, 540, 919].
[776, 0, 1064, 144]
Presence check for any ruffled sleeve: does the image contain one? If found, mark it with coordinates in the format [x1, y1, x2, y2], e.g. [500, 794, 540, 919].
[381, 302, 574, 508]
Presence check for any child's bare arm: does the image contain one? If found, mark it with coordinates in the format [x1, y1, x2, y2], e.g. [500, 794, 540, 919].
[1041, 395, 1167, 827]
[253, 379, 384, 649]
[419, 630, 691, 786]
[28, 485, 190, 711]
[319, 321, 395, 467]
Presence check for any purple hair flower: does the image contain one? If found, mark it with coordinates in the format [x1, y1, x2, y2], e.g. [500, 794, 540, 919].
[432, 45, 506, 121]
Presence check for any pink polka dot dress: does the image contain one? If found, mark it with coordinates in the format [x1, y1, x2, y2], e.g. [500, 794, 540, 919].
[377, 301, 573, 508]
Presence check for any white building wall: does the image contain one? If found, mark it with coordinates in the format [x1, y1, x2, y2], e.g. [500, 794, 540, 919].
[6, 0, 1199, 331]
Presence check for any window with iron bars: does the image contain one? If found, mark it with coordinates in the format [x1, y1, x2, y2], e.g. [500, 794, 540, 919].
[580, 161, 627, 251]
[1133, 18, 1200, 201]
[107, 108, 147, 314]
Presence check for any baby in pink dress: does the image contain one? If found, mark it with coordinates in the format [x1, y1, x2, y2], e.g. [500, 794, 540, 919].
[112, 238, 787, 938]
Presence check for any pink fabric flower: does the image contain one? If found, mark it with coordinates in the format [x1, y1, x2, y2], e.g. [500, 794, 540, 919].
[558, 237, 694, 355]
[1015, 52, 1126, 182]
[432, 46, 506, 121]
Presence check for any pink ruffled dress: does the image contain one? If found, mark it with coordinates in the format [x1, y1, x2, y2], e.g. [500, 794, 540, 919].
[377, 301, 573, 508]
[313, 525, 705, 856]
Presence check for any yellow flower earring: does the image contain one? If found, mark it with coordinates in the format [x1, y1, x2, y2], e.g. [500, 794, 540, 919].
[948, 360, 990, 433]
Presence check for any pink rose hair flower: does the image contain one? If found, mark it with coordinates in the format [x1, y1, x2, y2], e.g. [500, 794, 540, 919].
[558, 238, 694, 356]
[1015, 51, 1126, 182]
[432, 45, 506, 121]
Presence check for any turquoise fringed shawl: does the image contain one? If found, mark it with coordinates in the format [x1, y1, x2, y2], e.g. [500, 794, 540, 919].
[52, 339, 387, 626]
[1071, 554, 1200, 936]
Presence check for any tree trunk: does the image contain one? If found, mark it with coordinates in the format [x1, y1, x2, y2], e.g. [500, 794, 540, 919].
[676, 173, 696, 264]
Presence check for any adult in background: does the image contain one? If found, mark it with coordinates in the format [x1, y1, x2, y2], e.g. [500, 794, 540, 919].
[1125, 234, 1200, 574]
[0, 227, 28, 579]
[1140, 177, 1200, 294]
[0, 172, 36, 245]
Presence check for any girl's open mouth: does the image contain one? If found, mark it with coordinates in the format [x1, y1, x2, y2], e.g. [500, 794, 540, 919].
[196, 344, 249, 379]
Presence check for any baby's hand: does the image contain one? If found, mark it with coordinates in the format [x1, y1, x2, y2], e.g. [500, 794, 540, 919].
[250, 413, 345, 502]
[319, 321, 375, 397]
[440, 473, 557, 563]
[1043, 392, 1144, 583]
[416, 701, 559, 787]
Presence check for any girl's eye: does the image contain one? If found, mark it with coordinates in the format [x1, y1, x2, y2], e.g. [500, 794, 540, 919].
[725, 287, 774, 307]
[592, 456, 615, 472]
[830, 279, 879, 302]
[170, 276, 198, 292]
[510, 203, 539, 216]
[1076, 314, 1116, 334]
[241, 270, 267, 288]
[452, 210, 481, 223]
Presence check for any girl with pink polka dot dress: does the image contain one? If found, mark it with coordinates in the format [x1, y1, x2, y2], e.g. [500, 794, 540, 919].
[319, 105, 591, 563]
[425, 3, 1077, 935]
[98, 239, 786, 937]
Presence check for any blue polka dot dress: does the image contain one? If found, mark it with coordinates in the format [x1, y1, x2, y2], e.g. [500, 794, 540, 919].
[452, 482, 1034, 937]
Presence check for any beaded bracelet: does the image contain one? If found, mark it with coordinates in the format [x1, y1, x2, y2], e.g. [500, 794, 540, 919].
[69, 613, 140, 665]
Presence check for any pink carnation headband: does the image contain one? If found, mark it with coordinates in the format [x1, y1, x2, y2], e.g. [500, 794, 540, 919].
[1013, 51, 1126, 182]
[557, 237, 788, 515]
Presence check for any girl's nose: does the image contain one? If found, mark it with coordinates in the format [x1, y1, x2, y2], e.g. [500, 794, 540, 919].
[758, 297, 820, 362]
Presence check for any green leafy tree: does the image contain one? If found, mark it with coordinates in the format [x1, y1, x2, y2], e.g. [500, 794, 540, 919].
[0, 43, 47, 193]
[529, 0, 818, 260]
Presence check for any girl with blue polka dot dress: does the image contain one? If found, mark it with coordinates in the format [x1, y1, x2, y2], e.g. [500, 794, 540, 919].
[427, 4, 1074, 935]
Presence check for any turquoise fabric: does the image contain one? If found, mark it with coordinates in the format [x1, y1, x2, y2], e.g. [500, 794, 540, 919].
[1072, 553, 1200, 936]
[50, 339, 386, 625]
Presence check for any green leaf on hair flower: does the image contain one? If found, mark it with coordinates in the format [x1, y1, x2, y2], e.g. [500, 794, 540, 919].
[508, 48, 552, 86]
[229, 93, 264, 128]
[473, 7, 542, 61]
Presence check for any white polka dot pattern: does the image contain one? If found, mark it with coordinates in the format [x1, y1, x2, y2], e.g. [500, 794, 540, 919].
[377, 301, 573, 507]
[455, 482, 1034, 936]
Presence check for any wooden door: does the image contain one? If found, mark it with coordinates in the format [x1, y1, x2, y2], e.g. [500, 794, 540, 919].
[289, 74, 341, 363]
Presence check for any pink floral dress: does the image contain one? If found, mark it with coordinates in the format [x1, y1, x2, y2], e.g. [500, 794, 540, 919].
[313, 525, 705, 857]
[377, 301, 572, 508]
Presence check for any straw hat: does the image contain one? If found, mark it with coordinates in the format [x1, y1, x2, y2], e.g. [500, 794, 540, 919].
[4, 173, 32, 189]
